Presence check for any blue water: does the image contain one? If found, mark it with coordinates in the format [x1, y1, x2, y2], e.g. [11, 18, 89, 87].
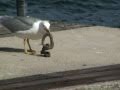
[0, 0, 120, 27]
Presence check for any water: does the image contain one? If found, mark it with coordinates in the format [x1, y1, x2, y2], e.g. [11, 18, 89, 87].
[0, 0, 120, 27]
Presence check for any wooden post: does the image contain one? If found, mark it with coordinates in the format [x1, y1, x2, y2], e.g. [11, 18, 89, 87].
[16, 0, 26, 16]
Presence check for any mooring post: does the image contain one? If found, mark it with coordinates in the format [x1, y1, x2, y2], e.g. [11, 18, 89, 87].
[16, 0, 26, 16]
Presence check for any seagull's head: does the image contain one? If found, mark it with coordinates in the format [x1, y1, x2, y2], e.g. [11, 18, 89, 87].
[42, 21, 50, 31]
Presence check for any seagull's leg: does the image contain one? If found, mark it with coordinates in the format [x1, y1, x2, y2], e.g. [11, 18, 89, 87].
[24, 38, 28, 54]
[27, 38, 32, 50]
[26, 38, 36, 55]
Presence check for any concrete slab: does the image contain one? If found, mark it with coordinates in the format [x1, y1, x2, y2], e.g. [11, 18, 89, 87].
[50, 80, 120, 90]
[0, 26, 120, 80]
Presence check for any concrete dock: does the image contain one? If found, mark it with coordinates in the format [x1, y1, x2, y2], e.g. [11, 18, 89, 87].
[0, 26, 120, 81]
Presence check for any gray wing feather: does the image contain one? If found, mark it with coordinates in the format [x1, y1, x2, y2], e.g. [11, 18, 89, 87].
[0, 24, 11, 34]
[16, 16, 39, 26]
[0, 16, 38, 33]
[0, 24, 14, 37]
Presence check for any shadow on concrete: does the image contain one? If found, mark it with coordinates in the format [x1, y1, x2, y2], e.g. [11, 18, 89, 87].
[0, 64, 120, 90]
[0, 47, 24, 53]
[0, 47, 48, 57]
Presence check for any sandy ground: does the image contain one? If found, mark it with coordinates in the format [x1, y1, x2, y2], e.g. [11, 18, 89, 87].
[0, 26, 120, 82]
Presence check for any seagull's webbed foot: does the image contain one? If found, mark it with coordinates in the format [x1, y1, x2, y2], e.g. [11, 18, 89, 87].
[25, 49, 36, 55]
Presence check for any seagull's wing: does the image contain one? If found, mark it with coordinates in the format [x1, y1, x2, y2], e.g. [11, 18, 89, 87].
[0, 16, 13, 37]
[0, 16, 33, 33]
[0, 23, 12, 34]
[16, 16, 39, 26]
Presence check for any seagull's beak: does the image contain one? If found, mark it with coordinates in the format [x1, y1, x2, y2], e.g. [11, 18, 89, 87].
[41, 28, 54, 50]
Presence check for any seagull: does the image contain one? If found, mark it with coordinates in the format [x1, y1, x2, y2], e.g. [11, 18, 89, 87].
[0, 16, 54, 55]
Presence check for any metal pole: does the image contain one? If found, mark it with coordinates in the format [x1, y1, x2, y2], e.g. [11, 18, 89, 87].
[16, 0, 26, 16]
